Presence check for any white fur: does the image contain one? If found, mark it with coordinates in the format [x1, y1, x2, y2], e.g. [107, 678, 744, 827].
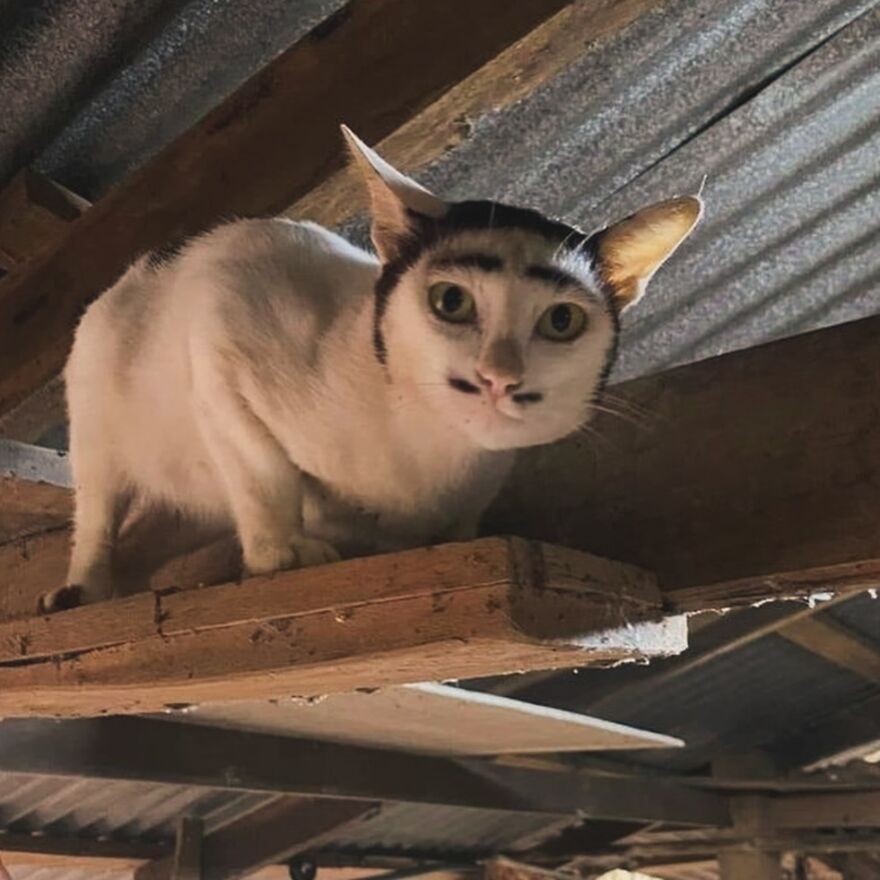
[54, 217, 614, 607]
[50, 133, 699, 610]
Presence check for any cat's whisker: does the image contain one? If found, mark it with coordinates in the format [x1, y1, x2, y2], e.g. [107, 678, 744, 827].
[590, 401, 650, 430]
[601, 391, 653, 420]
[575, 420, 612, 453]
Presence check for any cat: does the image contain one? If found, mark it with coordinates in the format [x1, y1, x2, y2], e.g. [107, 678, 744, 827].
[40, 126, 702, 612]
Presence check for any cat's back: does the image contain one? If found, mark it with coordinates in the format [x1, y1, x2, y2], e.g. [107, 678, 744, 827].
[71, 218, 378, 375]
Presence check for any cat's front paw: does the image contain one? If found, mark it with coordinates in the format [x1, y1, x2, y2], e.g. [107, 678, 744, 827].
[37, 585, 85, 615]
[245, 535, 340, 575]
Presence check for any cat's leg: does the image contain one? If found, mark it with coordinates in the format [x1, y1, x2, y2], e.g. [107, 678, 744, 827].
[197, 392, 339, 575]
[39, 459, 128, 612]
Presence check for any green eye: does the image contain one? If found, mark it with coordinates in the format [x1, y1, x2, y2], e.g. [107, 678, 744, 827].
[536, 303, 588, 341]
[428, 282, 476, 324]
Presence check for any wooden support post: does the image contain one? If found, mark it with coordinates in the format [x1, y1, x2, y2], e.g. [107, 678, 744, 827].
[171, 818, 203, 880]
[138, 798, 377, 880]
[715, 755, 781, 880]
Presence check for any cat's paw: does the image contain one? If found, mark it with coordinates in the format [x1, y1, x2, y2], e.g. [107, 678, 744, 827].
[245, 536, 340, 575]
[290, 535, 341, 567]
[37, 585, 85, 615]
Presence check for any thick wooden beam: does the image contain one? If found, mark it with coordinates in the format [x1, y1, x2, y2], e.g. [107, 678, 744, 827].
[0, 717, 730, 827]
[491, 314, 880, 592]
[770, 792, 880, 829]
[0, 169, 88, 274]
[0, 0, 575, 416]
[0, 537, 680, 716]
[138, 799, 378, 880]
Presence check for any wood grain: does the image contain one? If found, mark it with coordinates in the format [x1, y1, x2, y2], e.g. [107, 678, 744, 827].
[491, 314, 880, 591]
[0, 537, 679, 717]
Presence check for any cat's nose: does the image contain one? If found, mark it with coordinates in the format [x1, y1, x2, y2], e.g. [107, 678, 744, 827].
[476, 338, 524, 398]
[475, 368, 523, 397]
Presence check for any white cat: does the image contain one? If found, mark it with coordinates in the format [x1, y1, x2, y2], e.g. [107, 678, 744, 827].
[42, 127, 701, 611]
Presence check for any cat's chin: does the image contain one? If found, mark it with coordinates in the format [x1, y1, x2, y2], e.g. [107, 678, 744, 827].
[457, 417, 571, 452]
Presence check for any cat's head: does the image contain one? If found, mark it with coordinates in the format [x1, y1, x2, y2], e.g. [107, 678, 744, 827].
[343, 126, 702, 451]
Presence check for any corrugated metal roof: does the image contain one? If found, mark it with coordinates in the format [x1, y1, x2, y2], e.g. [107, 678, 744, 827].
[559, 633, 880, 771]
[0, 0, 344, 198]
[412, 0, 880, 382]
[0, 772, 273, 840]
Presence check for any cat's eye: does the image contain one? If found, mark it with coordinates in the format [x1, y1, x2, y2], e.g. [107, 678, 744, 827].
[428, 282, 476, 324]
[536, 303, 587, 341]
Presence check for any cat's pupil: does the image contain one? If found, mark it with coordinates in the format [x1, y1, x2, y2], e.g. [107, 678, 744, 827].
[443, 286, 464, 313]
[551, 305, 572, 332]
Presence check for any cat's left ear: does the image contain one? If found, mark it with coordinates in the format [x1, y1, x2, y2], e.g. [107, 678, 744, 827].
[588, 196, 703, 310]
[341, 126, 448, 262]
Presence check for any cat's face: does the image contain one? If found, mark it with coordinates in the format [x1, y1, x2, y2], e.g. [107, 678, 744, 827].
[383, 227, 617, 450]
[342, 126, 702, 452]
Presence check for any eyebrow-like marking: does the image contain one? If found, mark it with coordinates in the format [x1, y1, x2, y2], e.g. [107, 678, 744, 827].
[525, 264, 582, 289]
[430, 252, 505, 273]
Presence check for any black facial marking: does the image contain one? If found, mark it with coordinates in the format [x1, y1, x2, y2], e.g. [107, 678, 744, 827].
[430, 252, 504, 273]
[145, 237, 187, 271]
[449, 377, 480, 395]
[372, 198, 621, 368]
[525, 264, 581, 290]
[513, 391, 544, 405]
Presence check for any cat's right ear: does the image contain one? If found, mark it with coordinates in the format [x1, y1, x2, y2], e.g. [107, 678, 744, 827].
[342, 126, 448, 262]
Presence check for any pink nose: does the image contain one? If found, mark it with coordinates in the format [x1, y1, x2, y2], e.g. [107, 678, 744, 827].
[475, 369, 523, 397]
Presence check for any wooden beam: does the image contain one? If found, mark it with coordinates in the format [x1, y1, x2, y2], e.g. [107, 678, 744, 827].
[776, 615, 880, 683]
[0, 169, 88, 274]
[490, 314, 880, 593]
[770, 792, 880, 829]
[0, 717, 731, 827]
[0, 0, 576, 416]
[0, 537, 682, 716]
[138, 798, 377, 880]
[0, 831, 167, 869]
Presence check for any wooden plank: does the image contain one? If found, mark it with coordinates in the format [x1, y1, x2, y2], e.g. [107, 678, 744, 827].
[178, 682, 682, 756]
[0, 0, 575, 416]
[776, 615, 880, 683]
[0, 537, 681, 716]
[0, 716, 730, 826]
[0, 169, 88, 274]
[490, 314, 880, 592]
[138, 799, 377, 880]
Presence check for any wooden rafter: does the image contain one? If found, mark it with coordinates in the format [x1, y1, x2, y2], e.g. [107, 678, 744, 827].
[0, 716, 731, 827]
[0, 0, 587, 417]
